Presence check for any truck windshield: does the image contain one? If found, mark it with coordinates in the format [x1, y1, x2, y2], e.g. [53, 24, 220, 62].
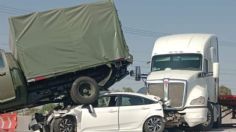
[151, 54, 202, 71]
[0, 54, 4, 68]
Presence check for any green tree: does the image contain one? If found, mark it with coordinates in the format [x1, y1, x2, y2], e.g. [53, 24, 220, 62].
[122, 87, 134, 92]
[219, 85, 232, 95]
[113, 87, 134, 92]
[39, 103, 56, 114]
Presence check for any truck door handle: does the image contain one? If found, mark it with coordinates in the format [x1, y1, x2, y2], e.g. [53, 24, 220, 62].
[0, 72, 6, 76]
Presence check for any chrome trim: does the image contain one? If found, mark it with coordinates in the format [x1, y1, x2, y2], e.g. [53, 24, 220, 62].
[163, 79, 169, 101]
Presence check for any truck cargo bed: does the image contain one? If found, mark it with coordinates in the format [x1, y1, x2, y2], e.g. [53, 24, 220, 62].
[9, 1, 131, 81]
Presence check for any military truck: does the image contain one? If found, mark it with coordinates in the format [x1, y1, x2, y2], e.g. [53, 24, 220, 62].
[0, 1, 132, 113]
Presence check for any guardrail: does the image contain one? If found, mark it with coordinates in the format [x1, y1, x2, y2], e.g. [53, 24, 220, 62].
[0, 112, 17, 132]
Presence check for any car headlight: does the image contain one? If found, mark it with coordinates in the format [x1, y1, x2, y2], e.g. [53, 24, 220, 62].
[190, 96, 205, 105]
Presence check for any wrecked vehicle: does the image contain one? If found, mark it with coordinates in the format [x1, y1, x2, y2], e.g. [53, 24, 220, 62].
[0, 1, 132, 113]
[29, 92, 165, 132]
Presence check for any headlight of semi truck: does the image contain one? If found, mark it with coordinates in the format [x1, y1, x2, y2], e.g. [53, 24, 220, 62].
[190, 96, 205, 105]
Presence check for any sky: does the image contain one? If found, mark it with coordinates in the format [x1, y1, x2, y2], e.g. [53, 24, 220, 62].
[0, 0, 236, 93]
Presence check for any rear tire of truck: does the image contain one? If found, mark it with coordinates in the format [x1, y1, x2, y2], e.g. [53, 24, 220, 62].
[196, 104, 214, 131]
[70, 76, 99, 104]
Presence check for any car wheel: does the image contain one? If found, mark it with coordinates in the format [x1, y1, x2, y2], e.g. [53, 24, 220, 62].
[143, 116, 165, 132]
[70, 76, 99, 104]
[53, 116, 76, 132]
[196, 104, 214, 131]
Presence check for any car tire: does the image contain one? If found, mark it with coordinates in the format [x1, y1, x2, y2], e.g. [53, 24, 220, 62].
[53, 116, 76, 132]
[143, 116, 165, 132]
[70, 76, 99, 104]
[196, 104, 214, 131]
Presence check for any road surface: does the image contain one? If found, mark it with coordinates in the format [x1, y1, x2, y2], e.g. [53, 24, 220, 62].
[16, 114, 236, 132]
[166, 112, 236, 132]
[211, 113, 236, 132]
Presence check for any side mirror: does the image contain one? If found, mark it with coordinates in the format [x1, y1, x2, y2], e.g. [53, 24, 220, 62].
[130, 66, 147, 81]
[88, 104, 95, 114]
[213, 62, 219, 78]
[130, 70, 134, 77]
[135, 66, 141, 81]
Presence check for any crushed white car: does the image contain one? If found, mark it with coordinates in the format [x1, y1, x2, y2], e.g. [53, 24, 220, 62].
[29, 92, 165, 132]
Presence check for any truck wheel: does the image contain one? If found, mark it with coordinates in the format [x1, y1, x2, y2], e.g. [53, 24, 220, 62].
[143, 116, 165, 132]
[70, 76, 99, 104]
[197, 104, 214, 131]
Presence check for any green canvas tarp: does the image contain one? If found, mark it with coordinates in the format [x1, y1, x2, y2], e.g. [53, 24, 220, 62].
[9, 1, 131, 80]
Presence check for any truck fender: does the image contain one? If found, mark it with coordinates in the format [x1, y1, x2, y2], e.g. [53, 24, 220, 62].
[186, 85, 208, 107]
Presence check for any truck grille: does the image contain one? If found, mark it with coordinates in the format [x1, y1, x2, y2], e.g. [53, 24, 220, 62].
[148, 81, 185, 108]
[168, 83, 185, 107]
[149, 83, 164, 99]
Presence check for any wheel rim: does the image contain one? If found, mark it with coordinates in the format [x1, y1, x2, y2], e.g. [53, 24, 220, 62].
[78, 82, 95, 98]
[146, 117, 162, 132]
[203, 108, 212, 127]
[58, 118, 74, 132]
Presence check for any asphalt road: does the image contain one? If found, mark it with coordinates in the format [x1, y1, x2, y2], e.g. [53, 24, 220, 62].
[16, 115, 31, 132]
[165, 113, 236, 132]
[211, 114, 236, 132]
[16, 114, 236, 132]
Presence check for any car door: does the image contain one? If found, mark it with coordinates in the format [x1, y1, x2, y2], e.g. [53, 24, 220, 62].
[0, 52, 16, 103]
[81, 95, 119, 132]
[118, 95, 153, 131]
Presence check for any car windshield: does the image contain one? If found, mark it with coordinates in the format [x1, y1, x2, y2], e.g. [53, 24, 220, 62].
[0, 54, 4, 68]
[151, 54, 202, 71]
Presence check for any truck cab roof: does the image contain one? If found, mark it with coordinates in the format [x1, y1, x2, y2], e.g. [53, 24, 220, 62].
[152, 34, 217, 56]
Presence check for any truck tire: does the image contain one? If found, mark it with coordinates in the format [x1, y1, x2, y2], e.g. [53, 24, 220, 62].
[70, 76, 99, 104]
[143, 116, 165, 132]
[196, 104, 214, 131]
[53, 116, 76, 132]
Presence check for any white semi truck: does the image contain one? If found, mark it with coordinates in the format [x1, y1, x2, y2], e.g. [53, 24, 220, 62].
[134, 34, 220, 130]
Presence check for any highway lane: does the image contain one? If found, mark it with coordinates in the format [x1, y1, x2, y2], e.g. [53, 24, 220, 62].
[166, 113, 236, 132]
[16, 113, 236, 132]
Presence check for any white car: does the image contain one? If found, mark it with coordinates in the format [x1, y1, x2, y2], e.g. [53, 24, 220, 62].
[31, 92, 165, 132]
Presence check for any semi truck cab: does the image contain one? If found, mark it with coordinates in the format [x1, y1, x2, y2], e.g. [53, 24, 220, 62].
[134, 34, 220, 130]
